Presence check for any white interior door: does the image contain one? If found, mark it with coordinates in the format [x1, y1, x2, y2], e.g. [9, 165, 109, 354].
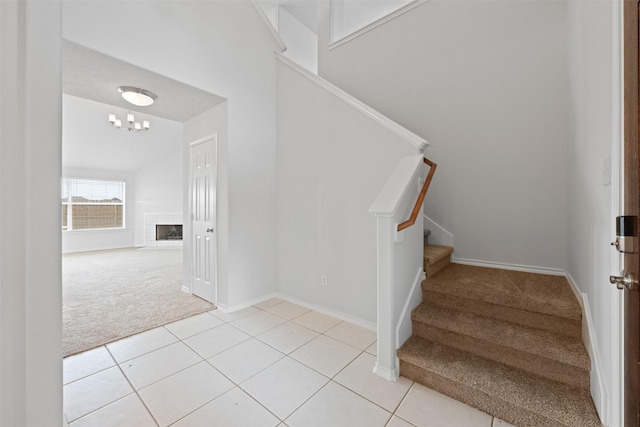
[190, 135, 216, 303]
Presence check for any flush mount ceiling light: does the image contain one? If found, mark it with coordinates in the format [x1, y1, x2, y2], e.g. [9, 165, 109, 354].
[117, 86, 157, 107]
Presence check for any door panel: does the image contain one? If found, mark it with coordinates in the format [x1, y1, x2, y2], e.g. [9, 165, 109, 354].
[190, 136, 216, 303]
[622, 1, 640, 425]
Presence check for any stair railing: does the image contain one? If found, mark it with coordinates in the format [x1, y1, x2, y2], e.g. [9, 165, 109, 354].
[397, 157, 437, 232]
[369, 153, 436, 381]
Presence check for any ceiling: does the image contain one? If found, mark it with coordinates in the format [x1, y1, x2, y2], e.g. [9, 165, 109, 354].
[62, 41, 226, 173]
[63, 41, 225, 123]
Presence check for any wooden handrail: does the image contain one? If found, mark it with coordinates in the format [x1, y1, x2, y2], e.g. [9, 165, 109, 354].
[397, 157, 437, 232]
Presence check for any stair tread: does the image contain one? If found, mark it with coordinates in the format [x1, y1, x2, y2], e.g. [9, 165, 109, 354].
[424, 245, 453, 265]
[412, 303, 589, 370]
[398, 337, 601, 427]
[423, 264, 582, 320]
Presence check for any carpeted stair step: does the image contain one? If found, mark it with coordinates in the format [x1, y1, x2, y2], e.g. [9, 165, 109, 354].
[411, 303, 590, 389]
[423, 263, 582, 338]
[424, 245, 453, 277]
[398, 337, 601, 427]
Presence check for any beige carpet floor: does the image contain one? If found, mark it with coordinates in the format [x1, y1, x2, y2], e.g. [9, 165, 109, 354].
[63, 247, 214, 357]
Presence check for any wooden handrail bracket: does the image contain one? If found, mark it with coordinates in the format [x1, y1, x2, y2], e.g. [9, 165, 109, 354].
[397, 157, 436, 232]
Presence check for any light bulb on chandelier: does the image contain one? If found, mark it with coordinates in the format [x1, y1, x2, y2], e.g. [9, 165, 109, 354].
[108, 111, 150, 132]
[108, 86, 156, 132]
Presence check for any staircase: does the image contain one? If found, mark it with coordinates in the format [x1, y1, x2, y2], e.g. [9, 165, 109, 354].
[398, 245, 602, 427]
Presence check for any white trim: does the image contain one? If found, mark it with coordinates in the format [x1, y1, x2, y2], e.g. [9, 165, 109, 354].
[275, 293, 377, 331]
[563, 271, 585, 313]
[372, 363, 399, 382]
[217, 292, 377, 331]
[451, 257, 567, 277]
[423, 214, 454, 248]
[565, 274, 609, 425]
[215, 292, 278, 314]
[275, 52, 428, 151]
[611, 0, 624, 425]
[370, 155, 424, 215]
[396, 267, 425, 348]
[250, 0, 286, 53]
[329, 0, 429, 50]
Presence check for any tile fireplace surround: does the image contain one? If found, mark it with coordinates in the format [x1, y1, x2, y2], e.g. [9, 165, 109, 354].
[144, 213, 183, 247]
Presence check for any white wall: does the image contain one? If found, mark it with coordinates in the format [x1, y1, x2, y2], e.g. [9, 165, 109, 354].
[134, 150, 184, 247]
[62, 168, 135, 254]
[63, 0, 279, 308]
[566, 1, 620, 424]
[276, 60, 418, 324]
[279, 6, 318, 73]
[0, 1, 63, 425]
[318, 0, 570, 272]
[135, 151, 183, 202]
[330, 0, 413, 43]
[62, 95, 183, 173]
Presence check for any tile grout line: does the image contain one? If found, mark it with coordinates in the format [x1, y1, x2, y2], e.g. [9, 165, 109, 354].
[110, 345, 161, 427]
[235, 307, 394, 425]
[67, 303, 402, 427]
[166, 309, 301, 425]
[62, 349, 117, 387]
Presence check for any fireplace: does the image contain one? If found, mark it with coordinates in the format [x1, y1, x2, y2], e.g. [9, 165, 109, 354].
[156, 224, 183, 241]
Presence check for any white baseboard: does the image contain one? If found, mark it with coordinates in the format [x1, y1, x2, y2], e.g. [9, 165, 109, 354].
[423, 215, 454, 247]
[451, 257, 566, 276]
[396, 267, 425, 348]
[216, 292, 277, 313]
[214, 292, 376, 332]
[565, 274, 608, 425]
[373, 362, 399, 382]
[275, 293, 377, 331]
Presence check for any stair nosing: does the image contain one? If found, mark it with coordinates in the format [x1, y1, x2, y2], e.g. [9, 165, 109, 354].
[398, 336, 601, 427]
[422, 282, 582, 322]
[411, 303, 590, 370]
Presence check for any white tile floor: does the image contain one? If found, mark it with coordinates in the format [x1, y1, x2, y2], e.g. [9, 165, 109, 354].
[63, 299, 515, 427]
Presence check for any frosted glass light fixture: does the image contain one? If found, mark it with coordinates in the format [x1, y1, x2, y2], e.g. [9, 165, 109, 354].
[118, 86, 157, 107]
[108, 86, 156, 132]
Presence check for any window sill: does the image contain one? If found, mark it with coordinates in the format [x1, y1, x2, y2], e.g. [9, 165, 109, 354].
[63, 228, 129, 234]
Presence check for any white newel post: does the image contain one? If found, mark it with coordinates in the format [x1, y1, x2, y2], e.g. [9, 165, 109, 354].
[370, 154, 427, 382]
[373, 214, 400, 381]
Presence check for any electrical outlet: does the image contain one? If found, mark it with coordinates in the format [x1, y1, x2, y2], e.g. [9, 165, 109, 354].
[321, 275, 328, 287]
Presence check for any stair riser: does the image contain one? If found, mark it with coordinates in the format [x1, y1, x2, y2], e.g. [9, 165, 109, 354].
[423, 290, 582, 338]
[399, 360, 563, 427]
[412, 322, 589, 390]
[424, 254, 451, 278]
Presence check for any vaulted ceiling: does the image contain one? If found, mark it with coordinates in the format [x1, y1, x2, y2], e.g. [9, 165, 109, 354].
[62, 41, 225, 172]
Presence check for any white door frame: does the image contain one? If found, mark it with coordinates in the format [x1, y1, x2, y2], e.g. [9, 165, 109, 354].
[612, 0, 624, 425]
[187, 133, 218, 305]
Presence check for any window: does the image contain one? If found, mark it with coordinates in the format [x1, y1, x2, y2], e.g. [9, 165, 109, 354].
[61, 179, 125, 231]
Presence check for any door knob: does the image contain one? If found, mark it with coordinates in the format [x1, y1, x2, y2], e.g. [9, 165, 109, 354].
[206, 228, 214, 233]
[609, 270, 637, 291]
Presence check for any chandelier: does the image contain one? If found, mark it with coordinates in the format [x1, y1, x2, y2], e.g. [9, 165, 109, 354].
[108, 86, 157, 132]
[108, 111, 150, 132]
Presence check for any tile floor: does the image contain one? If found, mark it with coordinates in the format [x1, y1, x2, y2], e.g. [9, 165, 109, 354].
[63, 298, 515, 427]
